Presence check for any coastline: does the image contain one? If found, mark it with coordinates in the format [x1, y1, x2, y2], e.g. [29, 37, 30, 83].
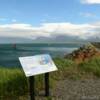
[0, 43, 100, 99]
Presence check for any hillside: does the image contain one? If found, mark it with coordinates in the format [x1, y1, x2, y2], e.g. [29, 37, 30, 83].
[65, 43, 100, 64]
[92, 42, 100, 49]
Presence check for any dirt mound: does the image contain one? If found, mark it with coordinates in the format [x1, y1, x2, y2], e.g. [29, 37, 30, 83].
[65, 43, 100, 64]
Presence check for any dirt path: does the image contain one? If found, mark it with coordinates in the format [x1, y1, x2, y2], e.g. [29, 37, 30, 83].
[52, 79, 100, 100]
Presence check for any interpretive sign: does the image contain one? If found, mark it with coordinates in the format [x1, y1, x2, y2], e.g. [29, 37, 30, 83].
[19, 54, 57, 77]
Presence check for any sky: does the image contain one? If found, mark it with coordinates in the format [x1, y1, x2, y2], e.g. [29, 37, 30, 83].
[0, 0, 100, 43]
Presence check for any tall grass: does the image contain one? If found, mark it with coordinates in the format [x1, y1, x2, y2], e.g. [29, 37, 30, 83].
[0, 67, 55, 99]
[79, 57, 100, 77]
[0, 67, 28, 97]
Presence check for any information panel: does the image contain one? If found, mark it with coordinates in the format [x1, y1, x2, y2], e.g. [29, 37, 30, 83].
[19, 54, 57, 77]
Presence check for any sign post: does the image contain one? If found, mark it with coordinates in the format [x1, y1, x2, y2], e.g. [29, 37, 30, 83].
[19, 54, 57, 100]
[45, 73, 50, 96]
[29, 76, 35, 100]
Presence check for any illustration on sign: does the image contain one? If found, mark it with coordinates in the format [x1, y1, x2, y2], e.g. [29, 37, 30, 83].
[39, 55, 52, 65]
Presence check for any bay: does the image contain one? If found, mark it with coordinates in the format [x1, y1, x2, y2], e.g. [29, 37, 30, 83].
[0, 43, 83, 67]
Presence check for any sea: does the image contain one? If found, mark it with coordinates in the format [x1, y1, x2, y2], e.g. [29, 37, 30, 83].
[0, 43, 83, 67]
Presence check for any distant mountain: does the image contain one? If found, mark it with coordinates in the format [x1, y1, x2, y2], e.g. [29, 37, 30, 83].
[33, 34, 100, 43]
[88, 36, 100, 42]
[0, 37, 34, 44]
[33, 35, 87, 43]
[0, 34, 99, 44]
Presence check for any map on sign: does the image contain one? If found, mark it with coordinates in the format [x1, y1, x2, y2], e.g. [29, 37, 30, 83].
[19, 54, 58, 77]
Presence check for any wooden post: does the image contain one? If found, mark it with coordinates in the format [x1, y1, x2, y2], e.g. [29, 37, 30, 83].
[45, 73, 50, 96]
[29, 76, 35, 100]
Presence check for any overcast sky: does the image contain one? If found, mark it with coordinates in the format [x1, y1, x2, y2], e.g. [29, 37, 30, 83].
[0, 0, 100, 42]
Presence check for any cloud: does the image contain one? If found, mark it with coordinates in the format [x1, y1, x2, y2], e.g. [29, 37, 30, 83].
[80, 12, 96, 18]
[81, 0, 100, 4]
[0, 22, 100, 42]
[0, 17, 18, 23]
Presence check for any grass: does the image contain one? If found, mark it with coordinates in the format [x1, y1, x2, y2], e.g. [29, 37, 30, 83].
[0, 67, 28, 98]
[78, 57, 100, 77]
[0, 57, 100, 99]
[0, 67, 55, 99]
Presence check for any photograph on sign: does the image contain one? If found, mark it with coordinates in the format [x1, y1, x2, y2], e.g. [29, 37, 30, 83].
[19, 54, 58, 77]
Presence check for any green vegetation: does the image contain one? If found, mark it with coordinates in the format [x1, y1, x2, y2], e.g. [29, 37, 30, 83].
[0, 67, 28, 99]
[79, 57, 100, 77]
[0, 56, 100, 99]
[0, 67, 55, 99]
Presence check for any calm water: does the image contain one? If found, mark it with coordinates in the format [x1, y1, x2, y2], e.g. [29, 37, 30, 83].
[0, 43, 82, 67]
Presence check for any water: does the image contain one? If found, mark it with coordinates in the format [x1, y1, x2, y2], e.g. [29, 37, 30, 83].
[0, 43, 82, 67]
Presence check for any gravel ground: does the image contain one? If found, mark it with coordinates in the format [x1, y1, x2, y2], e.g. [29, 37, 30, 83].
[52, 79, 100, 100]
